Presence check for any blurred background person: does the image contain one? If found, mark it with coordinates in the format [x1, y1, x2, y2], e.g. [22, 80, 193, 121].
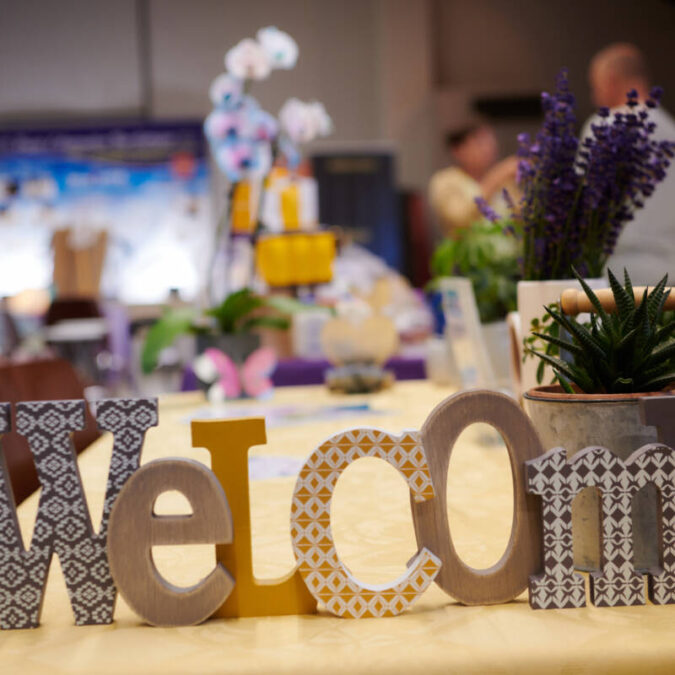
[584, 43, 675, 283]
[428, 122, 518, 237]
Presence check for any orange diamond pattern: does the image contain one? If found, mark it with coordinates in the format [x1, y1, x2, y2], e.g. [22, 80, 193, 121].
[290, 428, 441, 618]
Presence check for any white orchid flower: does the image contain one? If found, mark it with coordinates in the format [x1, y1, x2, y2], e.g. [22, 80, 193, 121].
[257, 26, 298, 70]
[209, 73, 243, 107]
[225, 38, 271, 80]
[193, 353, 218, 384]
[307, 101, 333, 136]
[279, 98, 333, 144]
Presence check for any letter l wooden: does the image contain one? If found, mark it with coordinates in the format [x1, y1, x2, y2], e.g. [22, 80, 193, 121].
[191, 417, 317, 617]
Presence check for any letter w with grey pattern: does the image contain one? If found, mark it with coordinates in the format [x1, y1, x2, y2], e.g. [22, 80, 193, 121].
[0, 398, 157, 629]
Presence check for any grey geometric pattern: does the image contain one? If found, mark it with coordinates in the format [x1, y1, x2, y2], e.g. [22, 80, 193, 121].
[587, 445, 644, 608]
[629, 444, 675, 605]
[525, 448, 588, 610]
[527, 444, 675, 610]
[0, 398, 157, 630]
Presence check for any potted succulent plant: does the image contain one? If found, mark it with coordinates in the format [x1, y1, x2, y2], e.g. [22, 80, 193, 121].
[523, 268, 675, 571]
[479, 69, 674, 393]
[141, 288, 299, 375]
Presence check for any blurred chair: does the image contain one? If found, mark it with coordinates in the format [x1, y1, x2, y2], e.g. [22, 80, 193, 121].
[0, 297, 21, 357]
[0, 358, 100, 504]
[44, 297, 109, 385]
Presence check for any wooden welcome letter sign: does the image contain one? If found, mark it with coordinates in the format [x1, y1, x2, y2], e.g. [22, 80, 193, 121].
[525, 397, 675, 610]
[290, 428, 441, 618]
[1, 392, 675, 629]
[0, 398, 157, 629]
[108, 458, 235, 627]
[527, 442, 675, 609]
[191, 417, 317, 618]
[411, 390, 543, 605]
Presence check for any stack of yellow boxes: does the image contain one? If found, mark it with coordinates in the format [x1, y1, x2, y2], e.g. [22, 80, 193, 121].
[252, 168, 336, 287]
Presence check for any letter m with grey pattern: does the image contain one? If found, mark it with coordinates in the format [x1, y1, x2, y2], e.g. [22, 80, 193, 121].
[0, 398, 157, 629]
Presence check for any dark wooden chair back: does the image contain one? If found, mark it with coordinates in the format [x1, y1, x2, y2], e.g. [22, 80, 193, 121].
[45, 297, 101, 325]
[0, 359, 100, 504]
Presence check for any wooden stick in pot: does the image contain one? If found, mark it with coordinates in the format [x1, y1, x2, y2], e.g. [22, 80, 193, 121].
[561, 287, 675, 316]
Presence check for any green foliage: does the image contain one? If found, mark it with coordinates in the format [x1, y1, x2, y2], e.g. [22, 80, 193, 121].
[140, 307, 197, 375]
[523, 303, 563, 386]
[205, 288, 266, 333]
[140, 288, 299, 374]
[527, 268, 675, 394]
[430, 220, 520, 323]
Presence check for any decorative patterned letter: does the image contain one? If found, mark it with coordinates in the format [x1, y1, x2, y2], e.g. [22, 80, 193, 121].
[411, 390, 543, 605]
[638, 397, 675, 604]
[107, 458, 234, 626]
[627, 444, 675, 605]
[0, 398, 157, 630]
[290, 428, 441, 618]
[526, 444, 675, 609]
[191, 417, 317, 618]
[526, 448, 590, 609]
[586, 447, 644, 607]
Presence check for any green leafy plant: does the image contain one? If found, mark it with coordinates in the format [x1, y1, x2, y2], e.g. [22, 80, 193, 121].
[523, 303, 562, 385]
[141, 288, 306, 374]
[528, 268, 675, 394]
[430, 220, 521, 323]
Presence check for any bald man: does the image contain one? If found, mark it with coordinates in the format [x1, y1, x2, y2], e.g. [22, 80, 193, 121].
[583, 43, 675, 284]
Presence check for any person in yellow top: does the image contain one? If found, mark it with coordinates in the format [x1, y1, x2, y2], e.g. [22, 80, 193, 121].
[429, 123, 518, 237]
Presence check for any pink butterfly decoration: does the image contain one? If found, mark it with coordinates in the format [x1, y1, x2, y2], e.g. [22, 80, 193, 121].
[195, 347, 277, 401]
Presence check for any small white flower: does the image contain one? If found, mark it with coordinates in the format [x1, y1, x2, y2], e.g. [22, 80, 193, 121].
[257, 26, 298, 70]
[194, 353, 218, 384]
[225, 38, 271, 80]
[209, 73, 243, 107]
[307, 101, 332, 136]
[279, 98, 333, 144]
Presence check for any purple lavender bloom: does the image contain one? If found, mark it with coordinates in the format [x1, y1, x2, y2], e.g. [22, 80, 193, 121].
[510, 68, 583, 279]
[649, 86, 664, 103]
[511, 68, 674, 280]
[475, 196, 499, 223]
[579, 88, 675, 274]
[502, 187, 515, 211]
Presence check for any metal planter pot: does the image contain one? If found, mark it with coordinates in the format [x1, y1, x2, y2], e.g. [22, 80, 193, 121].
[524, 386, 661, 571]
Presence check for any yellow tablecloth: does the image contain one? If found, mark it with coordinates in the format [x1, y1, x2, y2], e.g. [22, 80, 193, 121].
[4, 381, 675, 674]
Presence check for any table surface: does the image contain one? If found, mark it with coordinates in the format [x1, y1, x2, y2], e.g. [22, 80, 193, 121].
[5, 380, 675, 674]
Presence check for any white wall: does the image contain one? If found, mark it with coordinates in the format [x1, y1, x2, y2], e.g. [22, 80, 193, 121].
[375, 0, 434, 188]
[435, 0, 675, 120]
[149, 0, 381, 143]
[0, 0, 142, 117]
[0, 0, 382, 143]
[2, 0, 675, 191]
